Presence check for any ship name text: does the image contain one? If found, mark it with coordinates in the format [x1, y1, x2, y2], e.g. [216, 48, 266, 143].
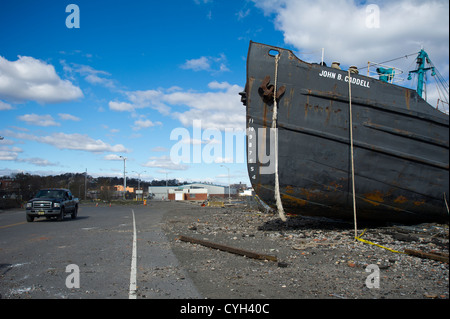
[319, 70, 370, 89]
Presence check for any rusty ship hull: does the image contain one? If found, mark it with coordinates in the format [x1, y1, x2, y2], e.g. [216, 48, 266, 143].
[242, 42, 449, 223]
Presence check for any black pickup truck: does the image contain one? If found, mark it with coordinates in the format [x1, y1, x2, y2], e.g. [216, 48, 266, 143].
[26, 188, 79, 222]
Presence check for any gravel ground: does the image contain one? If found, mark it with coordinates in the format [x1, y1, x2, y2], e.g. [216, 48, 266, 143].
[162, 199, 449, 299]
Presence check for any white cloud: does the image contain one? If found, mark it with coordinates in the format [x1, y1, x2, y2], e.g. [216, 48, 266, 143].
[84, 74, 115, 88]
[0, 167, 67, 177]
[1, 129, 129, 153]
[0, 151, 18, 161]
[109, 92, 169, 114]
[18, 157, 59, 167]
[151, 146, 168, 152]
[0, 138, 15, 145]
[125, 90, 170, 115]
[180, 54, 230, 73]
[133, 119, 163, 131]
[208, 81, 233, 90]
[0, 145, 57, 166]
[181, 56, 211, 71]
[17, 114, 60, 127]
[39, 133, 129, 153]
[142, 155, 188, 170]
[236, 8, 251, 20]
[58, 113, 81, 121]
[252, 0, 449, 73]
[0, 100, 13, 110]
[109, 101, 135, 112]
[109, 81, 245, 131]
[0, 55, 83, 103]
[250, 0, 449, 110]
[168, 82, 245, 130]
[194, 0, 213, 4]
[0, 145, 22, 161]
[103, 154, 123, 161]
[63, 62, 116, 89]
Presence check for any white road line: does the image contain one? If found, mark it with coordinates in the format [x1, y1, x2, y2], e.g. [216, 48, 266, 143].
[129, 209, 137, 299]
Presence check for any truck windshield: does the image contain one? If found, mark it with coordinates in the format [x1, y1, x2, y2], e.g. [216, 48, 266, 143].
[35, 190, 65, 198]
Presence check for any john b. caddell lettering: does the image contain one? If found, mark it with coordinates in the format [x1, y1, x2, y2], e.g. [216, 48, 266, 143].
[319, 70, 370, 89]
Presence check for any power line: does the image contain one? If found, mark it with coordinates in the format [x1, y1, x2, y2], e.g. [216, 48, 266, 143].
[358, 52, 419, 70]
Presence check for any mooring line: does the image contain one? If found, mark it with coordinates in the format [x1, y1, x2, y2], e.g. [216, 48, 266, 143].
[348, 69, 358, 239]
[272, 53, 287, 222]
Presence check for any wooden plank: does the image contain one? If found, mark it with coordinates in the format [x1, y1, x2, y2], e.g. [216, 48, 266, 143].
[404, 249, 449, 263]
[178, 235, 277, 262]
[208, 201, 224, 207]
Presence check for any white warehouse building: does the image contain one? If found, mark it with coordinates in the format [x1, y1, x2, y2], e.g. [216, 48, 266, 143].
[148, 183, 236, 200]
[188, 183, 236, 198]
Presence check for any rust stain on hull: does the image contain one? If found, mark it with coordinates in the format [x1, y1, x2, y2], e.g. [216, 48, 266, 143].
[363, 191, 385, 206]
[285, 185, 295, 194]
[394, 195, 408, 204]
[405, 89, 411, 110]
[414, 200, 425, 206]
[282, 193, 307, 206]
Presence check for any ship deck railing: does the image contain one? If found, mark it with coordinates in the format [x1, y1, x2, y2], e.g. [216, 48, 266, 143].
[366, 61, 405, 84]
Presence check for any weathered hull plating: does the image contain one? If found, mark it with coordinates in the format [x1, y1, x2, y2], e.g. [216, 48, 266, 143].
[242, 42, 449, 223]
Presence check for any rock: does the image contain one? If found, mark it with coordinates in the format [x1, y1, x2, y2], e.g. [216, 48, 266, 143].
[162, 201, 449, 299]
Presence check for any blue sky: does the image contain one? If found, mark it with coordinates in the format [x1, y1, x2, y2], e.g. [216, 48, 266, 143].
[1, 0, 448, 186]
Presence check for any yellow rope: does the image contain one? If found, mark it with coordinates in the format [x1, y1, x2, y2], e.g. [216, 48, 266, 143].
[355, 229, 406, 254]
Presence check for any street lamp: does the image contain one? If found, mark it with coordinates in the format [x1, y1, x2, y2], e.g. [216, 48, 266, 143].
[119, 156, 127, 200]
[164, 172, 169, 201]
[132, 170, 146, 201]
[220, 165, 231, 202]
[84, 168, 87, 200]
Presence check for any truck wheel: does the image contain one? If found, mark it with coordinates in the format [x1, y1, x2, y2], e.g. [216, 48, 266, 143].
[58, 208, 65, 221]
[71, 206, 78, 219]
[26, 215, 34, 222]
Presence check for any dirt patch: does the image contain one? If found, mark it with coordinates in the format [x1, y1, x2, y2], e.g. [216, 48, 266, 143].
[162, 200, 448, 299]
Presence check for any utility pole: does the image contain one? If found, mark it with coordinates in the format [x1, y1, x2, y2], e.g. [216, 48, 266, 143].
[132, 170, 146, 201]
[220, 165, 231, 203]
[119, 156, 127, 200]
[84, 168, 87, 200]
[165, 172, 168, 201]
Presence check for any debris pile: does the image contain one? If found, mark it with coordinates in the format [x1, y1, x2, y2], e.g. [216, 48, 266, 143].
[163, 201, 449, 299]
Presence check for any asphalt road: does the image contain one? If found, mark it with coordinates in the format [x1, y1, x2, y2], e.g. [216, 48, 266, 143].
[0, 202, 201, 299]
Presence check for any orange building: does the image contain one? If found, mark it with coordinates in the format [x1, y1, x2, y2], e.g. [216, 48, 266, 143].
[114, 185, 135, 193]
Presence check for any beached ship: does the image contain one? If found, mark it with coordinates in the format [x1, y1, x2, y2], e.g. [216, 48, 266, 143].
[240, 41, 449, 223]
